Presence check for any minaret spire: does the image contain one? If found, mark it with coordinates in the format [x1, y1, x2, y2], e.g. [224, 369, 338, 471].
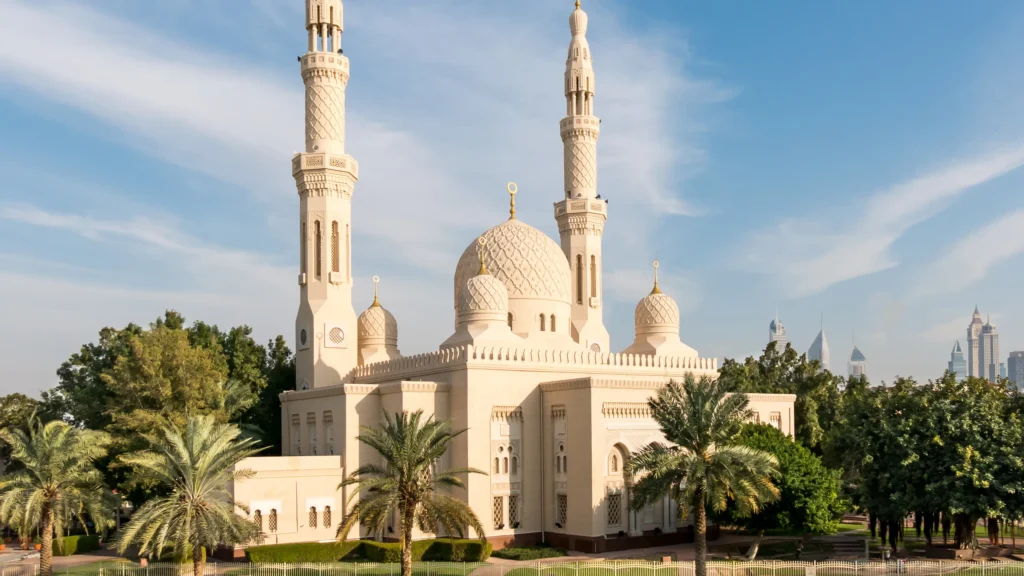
[294, 0, 360, 390]
[554, 0, 609, 353]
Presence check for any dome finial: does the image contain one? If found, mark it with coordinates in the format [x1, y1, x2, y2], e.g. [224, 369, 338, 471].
[650, 260, 662, 294]
[575, 0, 581, 8]
[507, 182, 518, 220]
[371, 275, 381, 308]
[476, 237, 489, 275]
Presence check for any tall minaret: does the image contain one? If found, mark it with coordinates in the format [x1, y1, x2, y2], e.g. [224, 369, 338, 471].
[294, 0, 359, 389]
[554, 0, 610, 353]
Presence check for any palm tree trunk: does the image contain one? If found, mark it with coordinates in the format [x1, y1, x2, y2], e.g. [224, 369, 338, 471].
[401, 506, 416, 576]
[39, 504, 53, 576]
[192, 552, 204, 576]
[694, 496, 707, 576]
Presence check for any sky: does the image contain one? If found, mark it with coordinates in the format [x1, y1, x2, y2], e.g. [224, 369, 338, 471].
[1, 0, 1023, 396]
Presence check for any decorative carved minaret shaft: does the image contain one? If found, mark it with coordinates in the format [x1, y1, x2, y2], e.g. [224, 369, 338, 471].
[294, 0, 359, 389]
[554, 1, 609, 352]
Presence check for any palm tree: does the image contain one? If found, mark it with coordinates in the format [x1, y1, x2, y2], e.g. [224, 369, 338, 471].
[0, 418, 112, 576]
[115, 415, 261, 576]
[627, 375, 780, 576]
[337, 410, 485, 576]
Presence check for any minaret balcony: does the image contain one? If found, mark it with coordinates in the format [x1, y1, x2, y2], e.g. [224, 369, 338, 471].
[555, 198, 607, 218]
[300, 52, 350, 74]
[559, 115, 601, 137]
[292, 152, 359, 179]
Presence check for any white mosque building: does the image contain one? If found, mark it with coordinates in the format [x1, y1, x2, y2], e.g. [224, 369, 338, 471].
[231, 0, 796, 554]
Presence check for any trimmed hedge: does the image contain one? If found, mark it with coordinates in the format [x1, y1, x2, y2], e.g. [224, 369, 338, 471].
[53, 535, 102, 556]
[245, 541, 362, 563]
[158, 546, 206, 564]
[245, 539, 491, 563]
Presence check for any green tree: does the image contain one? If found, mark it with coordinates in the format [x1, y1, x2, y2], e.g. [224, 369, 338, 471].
[0, 393, 45, 468]
[0, 419, 112, 576]
[627, 375, 779, 576]
[115, 415, 261, 576]
[239, 336, 295, 454]
[716, 424, 845, 558]
[718, 342, 843, 454]
[337, 410, 485, 576]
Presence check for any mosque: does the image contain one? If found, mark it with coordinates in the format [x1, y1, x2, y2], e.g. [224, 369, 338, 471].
[231, 0, 796, 554]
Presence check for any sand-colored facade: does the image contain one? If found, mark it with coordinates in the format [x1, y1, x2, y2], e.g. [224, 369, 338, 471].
[230, 0, 797, 553]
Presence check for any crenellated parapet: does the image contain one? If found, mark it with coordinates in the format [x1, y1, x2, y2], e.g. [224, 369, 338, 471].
[352, 343, 718, 383]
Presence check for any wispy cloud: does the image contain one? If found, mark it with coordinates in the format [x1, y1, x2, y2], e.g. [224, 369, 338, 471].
[918, 209, 1024, 294]
[739, 146, 1024, 297]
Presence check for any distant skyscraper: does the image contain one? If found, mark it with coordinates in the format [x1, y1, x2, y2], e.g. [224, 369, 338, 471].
[1000, 363, 1007, 379]
[1009, 352, 1024, 389]
[948, 341, 966, 381]
[978, 316, 1000, 383]
[807, 316, 830, 372]
[849, 346, 867, 379]
[768, 312, 788, 352]
[967, 306, 984, 378]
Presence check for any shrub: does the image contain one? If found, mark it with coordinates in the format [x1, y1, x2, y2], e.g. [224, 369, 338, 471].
[422, 539, 492, 562]
[491, 545, 566, 561]
[245, 541, 363, 563]
[53, 534, 102, 556]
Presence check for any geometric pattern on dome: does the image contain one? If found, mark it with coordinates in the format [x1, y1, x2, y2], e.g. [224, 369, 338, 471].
[454, 219, 571, 307]
[459, 274, 509, 313]
[635, 292, 680, 327]
[358, 305, 398, 341]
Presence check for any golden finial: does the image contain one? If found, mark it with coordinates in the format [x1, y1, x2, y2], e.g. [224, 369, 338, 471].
[507, 182, 518, 220]
[371, 275, 381, 307]
[650, 260, 662, 294]
[575, 0, 581, 8]
[477, 237, 489, 275]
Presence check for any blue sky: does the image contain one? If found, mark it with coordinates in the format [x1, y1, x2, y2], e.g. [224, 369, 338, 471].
[2, 0, 1023, 395]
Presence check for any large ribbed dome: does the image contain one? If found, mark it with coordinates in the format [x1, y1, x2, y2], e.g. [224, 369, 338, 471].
[453, 219, 571, 307]
[635, 291, 680, 331]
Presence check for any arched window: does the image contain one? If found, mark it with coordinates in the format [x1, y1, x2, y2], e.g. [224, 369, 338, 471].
[576, 255, 584, 304]
[563, 455, 568, 472]
[269, 509, 278, 532]
[511, 456, 519, 475]
[314, 221, 322, 279]
[300, 223, 307, 273]
[590, 255, 597, 297]
[323, 506, 332, 528]
[550, 315, 556, 332]
[507, 313, 513, 330]
[503, 457, 509, 474]
[611, 454, 618, 473]
[309, 506, 318, 528]
[253, 509, 263, 531]
[331, 221, 339, 273]
[345, 224, 351, 281]
[494, 457, 500, 474]
[539, 314, 546, 331]
[556, 455, 562, 474]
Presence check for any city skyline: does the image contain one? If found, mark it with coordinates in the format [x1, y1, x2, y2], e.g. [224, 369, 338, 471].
[1, 0, 1024, 395]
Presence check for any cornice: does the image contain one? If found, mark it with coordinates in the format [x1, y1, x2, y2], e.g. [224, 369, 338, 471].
[378, 381, 450, 396]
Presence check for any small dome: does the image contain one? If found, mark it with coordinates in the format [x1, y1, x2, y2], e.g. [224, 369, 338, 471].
[358, 300, 398, 344]
[454, 219, 571, 307]
[459, 273, 509, 315]
[569, 2, 588, 37]
[635, 290, 680, 332]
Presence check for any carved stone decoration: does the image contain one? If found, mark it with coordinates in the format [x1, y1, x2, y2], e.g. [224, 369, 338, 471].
[565, 140, 597, 191]
[305, 83, 346, 146]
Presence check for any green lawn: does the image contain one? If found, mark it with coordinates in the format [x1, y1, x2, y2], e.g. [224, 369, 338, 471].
[834, 523, 867, 533]
[225, 563, 486, 576]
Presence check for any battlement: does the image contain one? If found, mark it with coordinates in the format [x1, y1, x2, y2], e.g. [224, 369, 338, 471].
[352, 344, 717, 383]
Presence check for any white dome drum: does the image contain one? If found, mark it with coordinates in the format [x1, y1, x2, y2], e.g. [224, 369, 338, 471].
[358, 304, 398, 345]
[635, 291, 680, 335]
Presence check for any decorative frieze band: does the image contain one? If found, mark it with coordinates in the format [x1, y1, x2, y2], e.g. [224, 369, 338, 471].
[492, 406, 523, 422]
[602, 402, 652, 419]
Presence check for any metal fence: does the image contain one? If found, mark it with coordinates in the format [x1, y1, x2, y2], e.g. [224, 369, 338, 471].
[14, 561, 1024, 576]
